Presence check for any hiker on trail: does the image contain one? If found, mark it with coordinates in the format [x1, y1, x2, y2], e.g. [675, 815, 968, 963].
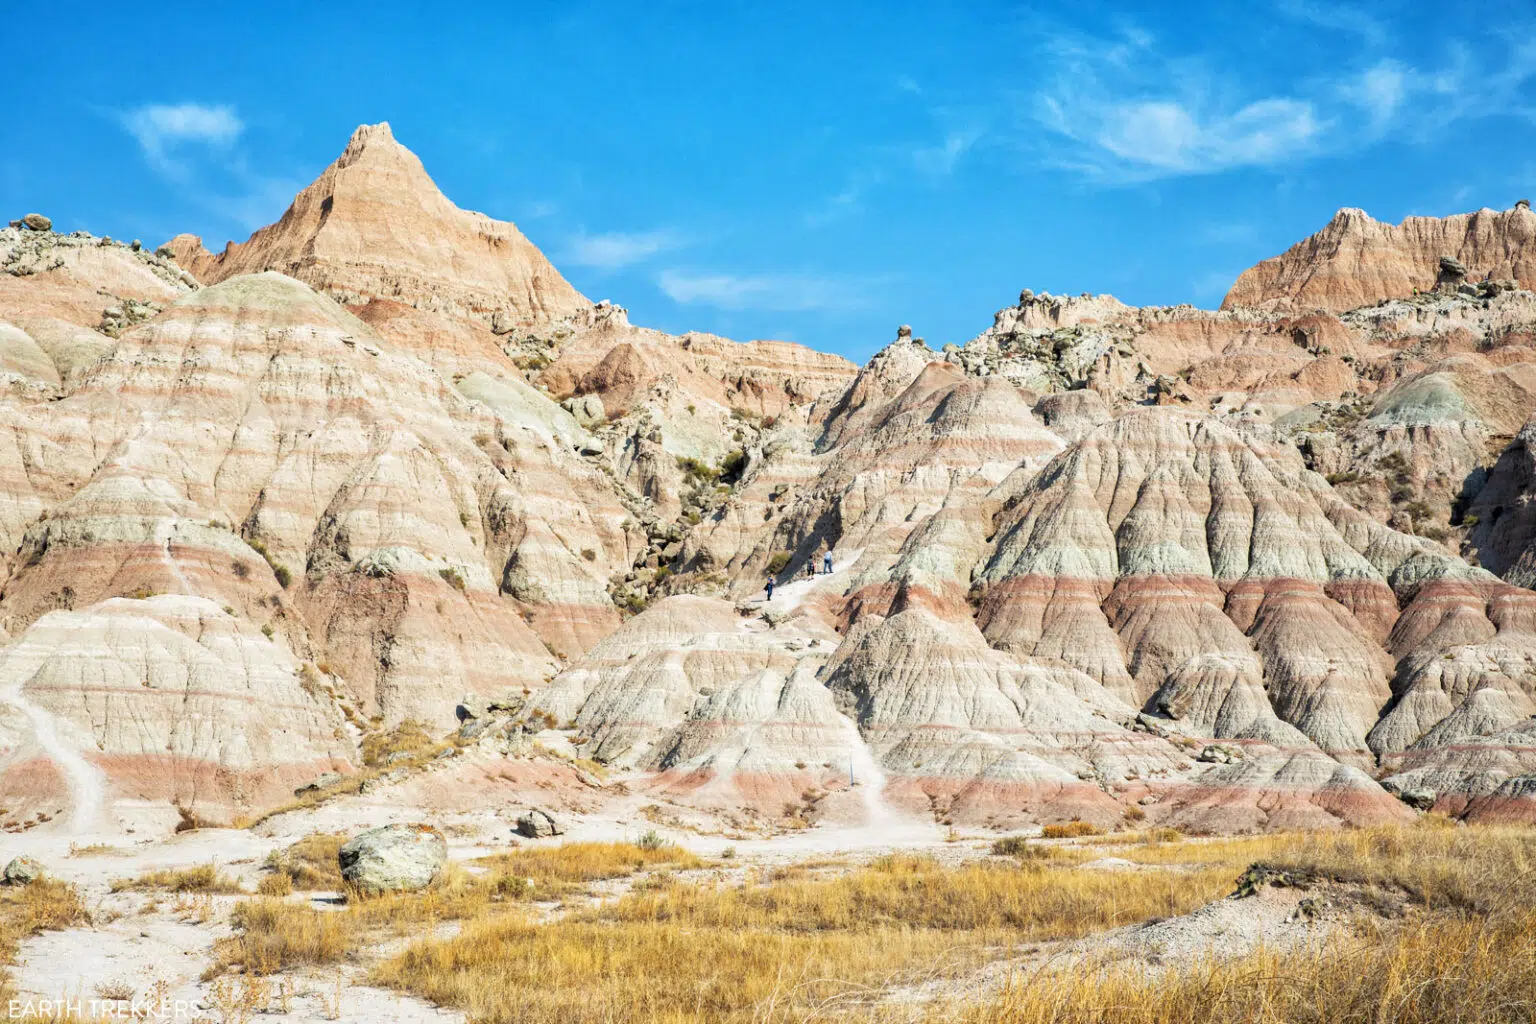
[806, 560, 815, 580]
[765, 575, 775, 601]
[823, 550, 833, 575]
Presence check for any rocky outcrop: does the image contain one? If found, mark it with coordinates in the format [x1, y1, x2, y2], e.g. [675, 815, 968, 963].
[163, 122, 588, 373]
[337, 823, 447, 893]
[1224, 205, 1536, 313]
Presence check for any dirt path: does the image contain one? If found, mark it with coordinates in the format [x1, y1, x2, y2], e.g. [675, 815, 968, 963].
[0, 666, 107, 835]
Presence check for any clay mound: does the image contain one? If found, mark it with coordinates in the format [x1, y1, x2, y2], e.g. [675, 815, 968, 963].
[0, 269, 654, 826]
[163, 122, 587, 335]
[978, 408, 1434, 761]
[1224, 205, 1536, 313]
[535, 595, 859, 814]
[0, 595, 352, 827]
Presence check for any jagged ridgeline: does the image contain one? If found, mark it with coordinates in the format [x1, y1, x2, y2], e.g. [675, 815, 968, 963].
[3, 122, 1536, 832]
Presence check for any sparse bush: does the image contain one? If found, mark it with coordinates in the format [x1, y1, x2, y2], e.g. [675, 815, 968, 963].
[438, 567, 466, 591]
[361, 720, 437, 767]
[256, 873, 293, 897]
[675, 456, 717, 482]
[1040, 820, 1104, 839]
[765, 551, 792, 576]
[111, 863, 243, 894]
[990, 835, 1031, 856]
[719, 448, 748, 484]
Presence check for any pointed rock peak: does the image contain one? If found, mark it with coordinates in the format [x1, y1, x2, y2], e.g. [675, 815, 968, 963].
[1326, 207, 1373, 228]
[157, 121, 589, 330]
[348, 121, 395, 148]
[336, 122, 412, 170]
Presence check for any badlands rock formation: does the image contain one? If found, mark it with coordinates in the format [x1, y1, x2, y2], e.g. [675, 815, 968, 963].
[166, 123, 587, 339]
[1225, 205, 1536, 312]
[5, 126, 1536, 834]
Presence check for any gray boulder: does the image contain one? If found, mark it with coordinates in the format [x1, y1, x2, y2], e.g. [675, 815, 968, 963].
[515, 808, 565, 839]
[20, 214, 50, 232]
[561, 393, 606, 429]
[337, 823, 447, 894]
[3, 856, 42, 885]
[1197, 743, 1245, 764]
[294, 771, 347, 796]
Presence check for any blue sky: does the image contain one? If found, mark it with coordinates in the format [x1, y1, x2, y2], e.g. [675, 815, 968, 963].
[7, 1, 1536, 361]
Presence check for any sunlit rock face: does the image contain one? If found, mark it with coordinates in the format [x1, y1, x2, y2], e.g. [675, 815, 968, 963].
[7, 130, 1536, 832]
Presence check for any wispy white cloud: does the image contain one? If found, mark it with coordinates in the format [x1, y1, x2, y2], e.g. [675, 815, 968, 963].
[658, 269, 875, 312]
[562, 229, 683, 269]
[114, 102, 300, 240]
[1276, 0, 1387, 47]
[913, 129, 983, 177]
[1030, 24, 1536, 183]
[121, 103, 243, 175]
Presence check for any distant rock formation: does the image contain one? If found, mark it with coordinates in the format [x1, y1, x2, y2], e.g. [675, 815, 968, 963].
[1224, 205, 1536, 312]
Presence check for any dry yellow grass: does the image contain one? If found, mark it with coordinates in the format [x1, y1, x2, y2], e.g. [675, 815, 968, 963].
[1039, 821, 1103, 839]
[935, 912, 1536, 1024]
[218, 898, 354, 975]
[204, 822, 1536, 1024]
[263, 833, 346, 890]
[361, 719, 438, 767]
[475, 840, 703, 890]
[609, 853, 1229, 936]
[374, 851, 1235, 1023]
[109, 862, 244, 894]
[0, 880, 90, 1004]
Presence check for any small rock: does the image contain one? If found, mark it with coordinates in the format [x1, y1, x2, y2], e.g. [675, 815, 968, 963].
[1400, 788, 1437, 811]
[1197, 743, 1244, 764]
[337, 823, 447, 894]
[458, 718, 488, 741]
[20, 214, 50, 232]
[3, 856, 42, 885]
[383, 750, 414, 767]
[515, 808, 564, 839]
[293, 771, 346, 796]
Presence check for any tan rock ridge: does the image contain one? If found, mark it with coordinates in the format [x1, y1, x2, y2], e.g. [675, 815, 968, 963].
[163, 122, 588, 373]
[1224, 205, 1536, 313]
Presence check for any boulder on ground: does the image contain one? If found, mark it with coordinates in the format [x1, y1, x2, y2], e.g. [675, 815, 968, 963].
[294, 771, 347, 796]
[337, 823, 447, 894]
[4, 857, 42, 885]
[20, 214, 50, 232]
[515, 808, 564, 838]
